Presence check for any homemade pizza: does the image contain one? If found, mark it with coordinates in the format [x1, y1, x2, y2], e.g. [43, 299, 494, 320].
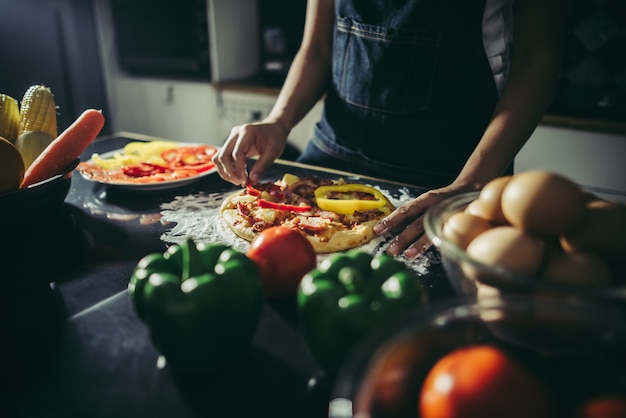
[220, 174, 395, 253]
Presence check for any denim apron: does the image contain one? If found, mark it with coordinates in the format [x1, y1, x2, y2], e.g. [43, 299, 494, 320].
[297, 0, 502, 188]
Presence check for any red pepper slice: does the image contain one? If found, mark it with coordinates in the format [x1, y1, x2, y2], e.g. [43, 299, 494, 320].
[246, 184, 262, 196]
[122, 163, 171, 177]
[257, 199, 312, 212]
[246, 183, 287, 201]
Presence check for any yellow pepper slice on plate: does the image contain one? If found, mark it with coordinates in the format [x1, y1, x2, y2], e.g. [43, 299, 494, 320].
[90, 140, 179, 169]
[314, 184, 390, 214]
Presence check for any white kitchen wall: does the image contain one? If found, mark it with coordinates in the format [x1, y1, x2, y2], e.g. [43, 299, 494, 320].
[515, 125, 626, 203]
[107, 78, 219, 144]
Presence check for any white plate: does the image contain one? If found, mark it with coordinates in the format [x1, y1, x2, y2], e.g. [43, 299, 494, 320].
[78, 145, 217, 191]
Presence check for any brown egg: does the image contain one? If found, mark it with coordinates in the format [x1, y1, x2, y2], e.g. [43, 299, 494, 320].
[560, 200, 626, 261]
[466, 226, 544, 277]
[442, 210, 493, 250]
[542, 252, 613, 286]
[465, 199, 490, 219]
[501, 171, 587, 236]
[475, 176, 512, 224]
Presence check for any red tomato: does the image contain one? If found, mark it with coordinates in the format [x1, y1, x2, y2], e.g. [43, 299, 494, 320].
[419, 345, 553, 418]
[576, 396, 626, 418]
[246, 226, 317, 297]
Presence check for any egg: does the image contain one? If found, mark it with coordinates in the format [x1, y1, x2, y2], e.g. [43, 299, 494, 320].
[465, 226, 544, 281]
[542, 252, 613, 286]
[442, 210, 493, 250]
[465, 199, 490, 219]
[475, 176, 511, 224]
[500, 171, 587, 236]
[560, 200, 626, 261]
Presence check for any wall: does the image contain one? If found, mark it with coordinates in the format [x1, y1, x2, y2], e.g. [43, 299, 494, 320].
[515, 125, 626, 203]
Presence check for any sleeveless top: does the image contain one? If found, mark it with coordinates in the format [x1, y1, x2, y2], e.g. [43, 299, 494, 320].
[309, 0, 514, 187]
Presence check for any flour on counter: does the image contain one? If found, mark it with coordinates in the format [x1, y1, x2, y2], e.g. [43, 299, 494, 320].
[159, 187, 436, 273]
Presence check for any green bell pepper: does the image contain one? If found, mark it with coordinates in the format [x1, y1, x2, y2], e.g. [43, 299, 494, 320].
[297, 249, 427, 374]
[128, 237, 263, 373]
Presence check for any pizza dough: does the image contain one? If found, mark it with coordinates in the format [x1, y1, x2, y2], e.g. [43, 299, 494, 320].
[219, 175, 394, 254]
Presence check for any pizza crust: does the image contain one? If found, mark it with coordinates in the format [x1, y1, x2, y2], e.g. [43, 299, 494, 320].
[309, 219, 379, 253]
[221, 207, 258, 242]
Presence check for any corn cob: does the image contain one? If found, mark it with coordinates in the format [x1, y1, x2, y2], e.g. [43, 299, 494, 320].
[18, 84, 58, 138]
[15, 85, 58, 169]
[0, 94, 20, 143]
[15, 131, 56, 169]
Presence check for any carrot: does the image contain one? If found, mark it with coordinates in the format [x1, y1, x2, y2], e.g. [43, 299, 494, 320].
[22, 109, 105, 187]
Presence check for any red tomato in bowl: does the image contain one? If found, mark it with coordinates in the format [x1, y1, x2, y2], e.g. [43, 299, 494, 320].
[246, 226, 317, 297]
[419, 345, 553, 418]
[576, 395, 626, 418]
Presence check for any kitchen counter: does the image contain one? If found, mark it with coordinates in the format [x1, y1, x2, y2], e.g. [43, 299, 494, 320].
[4, 133, 453, 418]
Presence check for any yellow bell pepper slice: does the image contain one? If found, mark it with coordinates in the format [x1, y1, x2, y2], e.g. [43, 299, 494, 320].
[314, 184, 390, 214]
[90, 140, 179, 169]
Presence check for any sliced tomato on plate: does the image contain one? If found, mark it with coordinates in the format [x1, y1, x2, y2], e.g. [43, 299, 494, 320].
[162, 145, 217, 172]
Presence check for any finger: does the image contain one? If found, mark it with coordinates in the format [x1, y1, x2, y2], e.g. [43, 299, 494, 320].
[402, 235, 433, 259]
[386, 216, 426, 256]
[213, 149, 232, 182]
[374, 200, 426, 235]
[248, 148, 281, 184]
[213, 131, 240, 184]
[231, 141, 250, 186]
[232, 125, 259, 183]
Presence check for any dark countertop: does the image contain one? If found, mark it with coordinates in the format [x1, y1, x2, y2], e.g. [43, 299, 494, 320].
[3, 133, 453, 418]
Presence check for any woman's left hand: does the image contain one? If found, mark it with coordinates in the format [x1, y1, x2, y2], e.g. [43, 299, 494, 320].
[373, 185, 472, 259]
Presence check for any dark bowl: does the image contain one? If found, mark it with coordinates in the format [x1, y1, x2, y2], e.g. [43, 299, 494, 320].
[330, 295, 626, 418]
[0, 159, 78, 220]
[0, 159, 91, 289]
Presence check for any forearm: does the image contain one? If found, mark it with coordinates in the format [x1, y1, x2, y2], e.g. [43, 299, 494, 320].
[455, 0, 570, 190]
[265, 46, 331, 132]
[456, 67, 559, 190]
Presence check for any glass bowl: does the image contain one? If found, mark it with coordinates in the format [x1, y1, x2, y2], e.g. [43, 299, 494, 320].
[422, 192, 626, 308]
[330, 295, 626, 418]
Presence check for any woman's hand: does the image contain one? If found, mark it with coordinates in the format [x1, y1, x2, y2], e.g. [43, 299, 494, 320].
[212, 120, 289, 185]
[373, 184, 476, 259]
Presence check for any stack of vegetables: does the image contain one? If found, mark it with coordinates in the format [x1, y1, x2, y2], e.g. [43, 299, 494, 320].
[0, 84, 104, 194]
[129, 233, 428, 376]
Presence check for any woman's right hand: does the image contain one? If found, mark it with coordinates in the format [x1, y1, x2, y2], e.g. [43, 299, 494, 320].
[212, 119, 289, 186]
